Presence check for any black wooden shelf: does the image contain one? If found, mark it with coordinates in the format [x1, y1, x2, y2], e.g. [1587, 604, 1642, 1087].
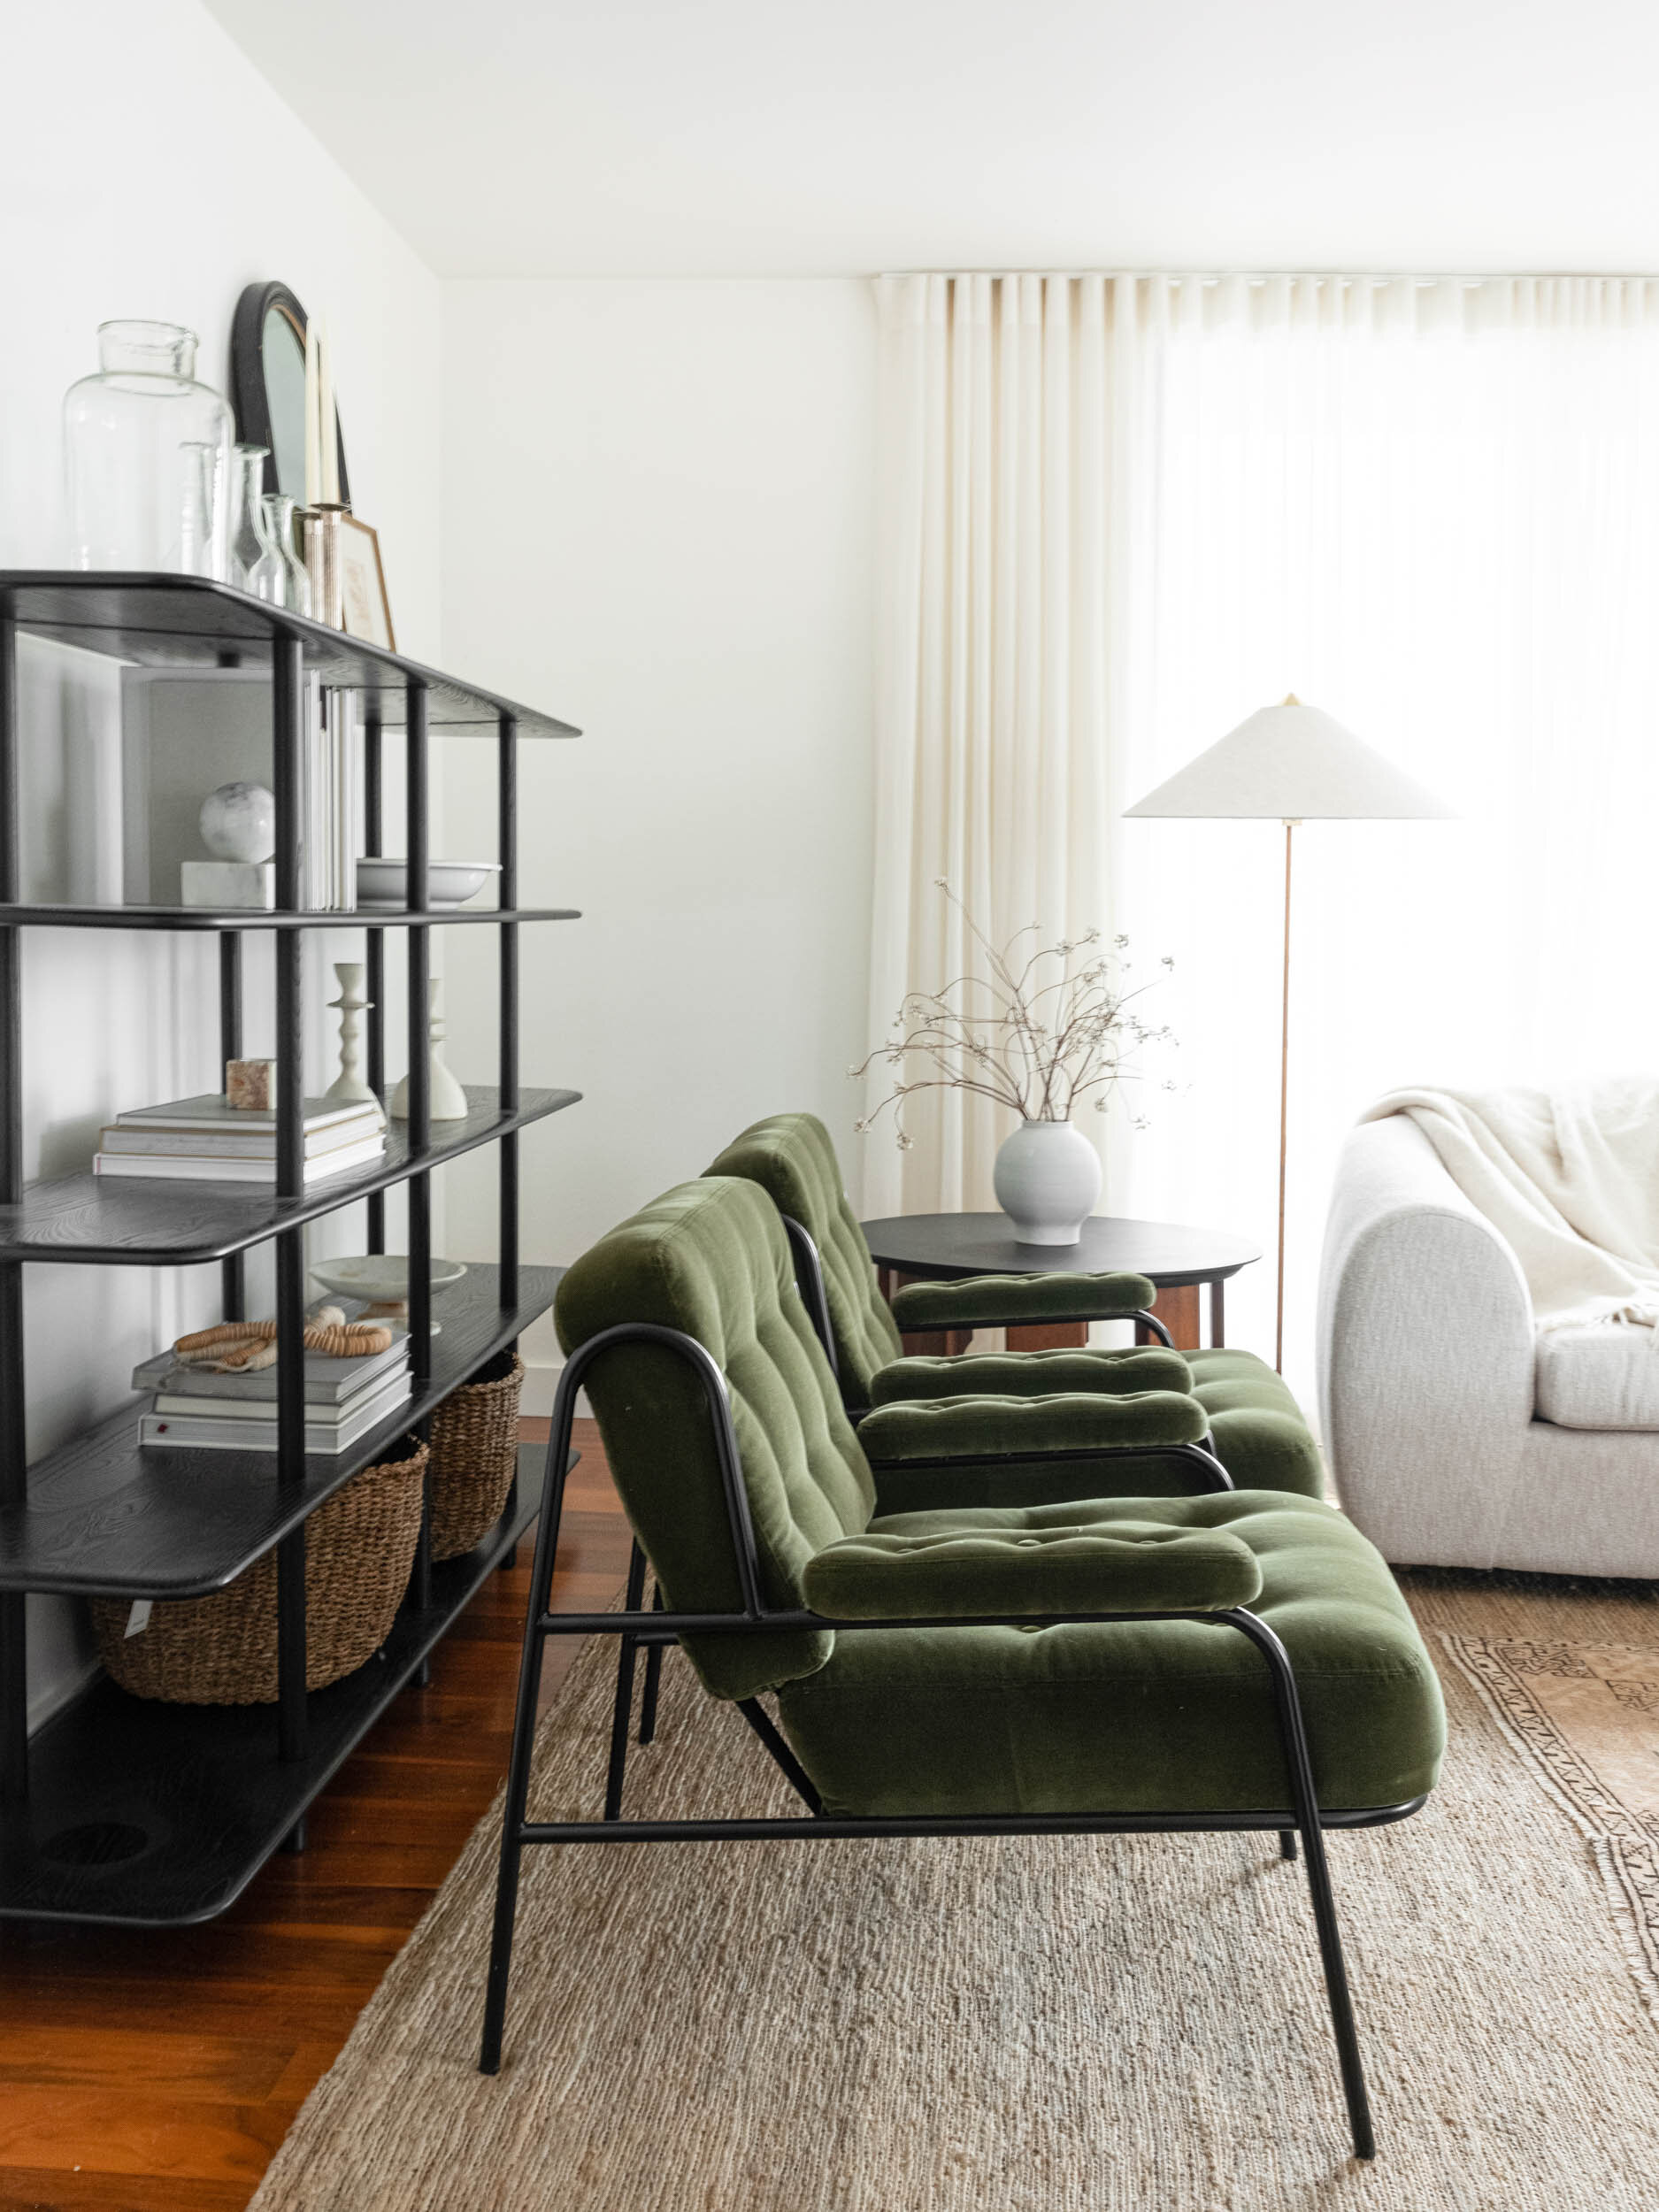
[0, 1084, 579, 1264]
[0, 903, 580, 933]
[0, 1263, 561, 1598]
[0, 574, 580, 740]
[0, 1444, 550, 1925]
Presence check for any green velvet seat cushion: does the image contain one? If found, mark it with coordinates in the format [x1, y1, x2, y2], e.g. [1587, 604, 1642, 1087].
[898, 1274, 1159, 1318]
[777, 1492, 1445, 1817]
[705, 1115, 902, 1402]
[856, 1389, 1209, 1465]
[890, 1271, 1157, 1331]
[871, 1346, 1192, 1403]
[803, 1517, 1263, 1619]
[1186, 1349, 1325, 1499]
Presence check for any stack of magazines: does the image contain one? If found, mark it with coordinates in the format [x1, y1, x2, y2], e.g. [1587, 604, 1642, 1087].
[133, 1321, 411, 1454]
[94, 1094, 385, 1185]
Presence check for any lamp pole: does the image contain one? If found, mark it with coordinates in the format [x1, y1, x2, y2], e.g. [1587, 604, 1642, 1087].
[1276, 818, 1299, 1373]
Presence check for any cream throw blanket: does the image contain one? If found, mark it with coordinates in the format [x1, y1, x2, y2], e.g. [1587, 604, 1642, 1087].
[1362, 1080, 1659, 1331]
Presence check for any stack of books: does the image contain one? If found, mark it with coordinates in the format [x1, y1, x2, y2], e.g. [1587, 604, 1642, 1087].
[133, 1321, 411, 1454]
[94, 1094, 385, 1184]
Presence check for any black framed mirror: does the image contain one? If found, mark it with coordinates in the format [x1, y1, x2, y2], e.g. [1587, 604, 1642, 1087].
[229, 281, 350, 506]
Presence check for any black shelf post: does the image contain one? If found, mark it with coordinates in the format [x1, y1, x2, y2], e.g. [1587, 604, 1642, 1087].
[498, 711, 519, 1309]
[363, 699, 385, 1257]
[405, 681, 433, 1628]
[218, 933, 244, 1321]
[273, 634, 308, 1764]
[0, 595, 27, 1809]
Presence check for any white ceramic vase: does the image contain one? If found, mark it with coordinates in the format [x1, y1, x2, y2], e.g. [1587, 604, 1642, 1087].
[993, 1118, 1102, 1246]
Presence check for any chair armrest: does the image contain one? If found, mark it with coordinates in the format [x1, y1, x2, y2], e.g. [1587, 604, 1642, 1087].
[802, 1520, 1263, 1618]
[890, 1270, 1158, 1332]
[870, 1347, 1191, 1404]
[856, 1388, 1208, 1465]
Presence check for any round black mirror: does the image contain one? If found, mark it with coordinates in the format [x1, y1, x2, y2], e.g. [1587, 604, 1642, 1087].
[230, 281, 350, 506]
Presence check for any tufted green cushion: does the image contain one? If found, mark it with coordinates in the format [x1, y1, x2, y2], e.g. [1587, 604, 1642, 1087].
[706, 1114, 902, 1402]
[858, 1389, 1209, 1465]
[555, 1178, 875, 1701]
[872, 1347, 1192, 1404]
[1187, 1350, 1325, 1498]
[803, 1518, 1263, 1620]
[890, 1271, 1157, 1331]
[778, 1493, 1446, 1817]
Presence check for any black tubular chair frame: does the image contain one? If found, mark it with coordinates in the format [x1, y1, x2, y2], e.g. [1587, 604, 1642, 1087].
[481, 1324, 1424, 2162]
[778, 1211, 1179, 1395]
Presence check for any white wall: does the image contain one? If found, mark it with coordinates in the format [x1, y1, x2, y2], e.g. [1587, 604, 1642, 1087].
[438, 280, 878, 1395]
[3, 0, 442, 1725]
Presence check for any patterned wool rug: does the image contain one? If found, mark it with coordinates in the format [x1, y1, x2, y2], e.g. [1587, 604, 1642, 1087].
[250, 1571, 1659, 2212]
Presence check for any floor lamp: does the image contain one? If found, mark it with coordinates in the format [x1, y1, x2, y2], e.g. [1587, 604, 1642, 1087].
[1125, 696, 1451, 1371]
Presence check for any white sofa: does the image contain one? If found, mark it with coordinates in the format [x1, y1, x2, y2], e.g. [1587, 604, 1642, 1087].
[1317, 1114, 1659, 1577]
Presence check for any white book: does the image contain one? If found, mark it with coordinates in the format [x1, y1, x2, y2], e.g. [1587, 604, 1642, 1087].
[95, 1133, 385, 1184]
[115, 1093, 372, 1134]
[151, 1368, 410, 1429]
[99, 1112, 380, 1160]
[140, 1373, 411, 1455]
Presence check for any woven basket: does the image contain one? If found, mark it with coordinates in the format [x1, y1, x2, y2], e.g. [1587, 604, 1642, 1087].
[92, 1439, 427, 1705]
[428, 1350, 525, 1561]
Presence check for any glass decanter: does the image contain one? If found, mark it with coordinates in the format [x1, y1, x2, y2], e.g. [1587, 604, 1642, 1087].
[227, 444, 273, 591]
[63, 320, 233, 574]
[250, 494, 311, 614]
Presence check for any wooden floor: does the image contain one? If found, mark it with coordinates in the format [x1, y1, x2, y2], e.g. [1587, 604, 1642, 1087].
[0, 1420, 630, 2212]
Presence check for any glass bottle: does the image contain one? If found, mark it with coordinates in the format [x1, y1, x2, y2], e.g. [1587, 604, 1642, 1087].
[227, 444, 272, 591]
[250, 494, 311, 614]
[63, 320, 233, 575]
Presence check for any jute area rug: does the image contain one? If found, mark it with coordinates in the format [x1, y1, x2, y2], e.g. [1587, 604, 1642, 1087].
[250, 1573, 1659, 2212]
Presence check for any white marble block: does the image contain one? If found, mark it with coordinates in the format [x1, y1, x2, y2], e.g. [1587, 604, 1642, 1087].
[181, 860, 276, 910]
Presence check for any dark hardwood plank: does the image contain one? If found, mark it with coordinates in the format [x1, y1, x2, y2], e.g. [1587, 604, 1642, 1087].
[0, 1420, 632, 2212]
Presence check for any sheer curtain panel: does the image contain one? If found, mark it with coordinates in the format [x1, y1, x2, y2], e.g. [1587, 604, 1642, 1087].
[868, 273, 1659, 1407]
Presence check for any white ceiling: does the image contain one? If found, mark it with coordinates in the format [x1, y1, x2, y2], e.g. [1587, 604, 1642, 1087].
[204, 0, 1659, 279]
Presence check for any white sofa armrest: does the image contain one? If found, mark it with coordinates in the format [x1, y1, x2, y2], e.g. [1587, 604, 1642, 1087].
[1317, 1116, 1535, 1568]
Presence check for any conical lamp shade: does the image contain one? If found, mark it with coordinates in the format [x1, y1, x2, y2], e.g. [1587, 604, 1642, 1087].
[1125, 699, 1453, 819]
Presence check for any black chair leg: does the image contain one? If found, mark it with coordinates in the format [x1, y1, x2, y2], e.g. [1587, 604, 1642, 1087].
[603, 1541, 648, 1822]
[1279, 1829, 1298, 1860]
[1229, 1609, 1374, 2162]
[480, 1402, 577, 2075]
[638, 1586, 665, 1745]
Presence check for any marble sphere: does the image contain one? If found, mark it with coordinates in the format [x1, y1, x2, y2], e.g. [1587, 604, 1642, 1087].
[200, 781, 276, 864]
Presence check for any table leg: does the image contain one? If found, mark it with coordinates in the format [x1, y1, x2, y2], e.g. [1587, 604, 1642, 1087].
[1136, 1283, 1202, 1351]
[1006, 1321, 1089, 1351]
[1209, 1278, 1225, 1348]
[879, 1267, 972, 1357]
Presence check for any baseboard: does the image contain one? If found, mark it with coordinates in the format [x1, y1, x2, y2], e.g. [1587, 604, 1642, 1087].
[521, 1360, 591, 1419]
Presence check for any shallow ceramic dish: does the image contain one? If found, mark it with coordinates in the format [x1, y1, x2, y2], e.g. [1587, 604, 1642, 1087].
[355, 858, 501, 910]
[309, 1256, 467, 1305]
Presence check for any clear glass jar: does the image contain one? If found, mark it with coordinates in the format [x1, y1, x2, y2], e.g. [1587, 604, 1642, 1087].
[63, 320, 233, 576]
[227, 444, 273, 590]
[250, 494, 311, 614]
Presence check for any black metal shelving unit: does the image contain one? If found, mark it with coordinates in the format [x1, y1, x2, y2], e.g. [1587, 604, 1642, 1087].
[0, 573, 581, 1925]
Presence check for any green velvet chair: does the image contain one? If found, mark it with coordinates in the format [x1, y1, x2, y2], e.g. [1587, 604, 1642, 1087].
[480, 1177, 1445, 2163]
[705, 1112, 1324, 1500]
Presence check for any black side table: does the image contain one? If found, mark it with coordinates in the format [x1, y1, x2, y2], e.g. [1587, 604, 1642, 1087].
[861, 1213, 1261, 1354]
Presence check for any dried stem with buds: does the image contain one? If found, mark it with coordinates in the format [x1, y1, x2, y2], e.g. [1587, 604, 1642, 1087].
[850, 881, 1175, 1149]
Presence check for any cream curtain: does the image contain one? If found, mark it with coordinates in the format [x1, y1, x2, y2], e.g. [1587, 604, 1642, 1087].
[866, 272, 1659, 1400]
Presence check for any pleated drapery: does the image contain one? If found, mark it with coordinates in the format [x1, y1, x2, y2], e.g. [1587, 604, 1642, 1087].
[865, 272, 1659, 1396]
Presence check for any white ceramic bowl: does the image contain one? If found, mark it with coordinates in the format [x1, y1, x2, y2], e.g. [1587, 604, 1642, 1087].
[355, 858, 501, 911]
[309, 1256, 468, 1305]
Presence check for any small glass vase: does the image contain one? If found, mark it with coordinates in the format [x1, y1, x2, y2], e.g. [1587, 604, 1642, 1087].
[227, 444, 272, 591]
[63, 320, 233, 575]
[249, 494, 311, 614]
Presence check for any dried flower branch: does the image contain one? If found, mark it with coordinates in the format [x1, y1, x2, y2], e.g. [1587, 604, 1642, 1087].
[850, 882, 1176, 1148]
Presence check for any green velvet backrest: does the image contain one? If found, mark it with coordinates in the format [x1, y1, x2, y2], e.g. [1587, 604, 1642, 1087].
[554, 1177, 877, 1701]
[706, 1113, 902, 1404]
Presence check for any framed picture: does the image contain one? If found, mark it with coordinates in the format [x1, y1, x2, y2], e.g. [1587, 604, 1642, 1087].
[337, 514, 395, 650]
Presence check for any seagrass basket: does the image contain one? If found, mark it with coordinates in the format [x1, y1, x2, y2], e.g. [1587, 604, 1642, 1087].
[92, 1438, 427, 1704]
[428, 1350, 525, 1561]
